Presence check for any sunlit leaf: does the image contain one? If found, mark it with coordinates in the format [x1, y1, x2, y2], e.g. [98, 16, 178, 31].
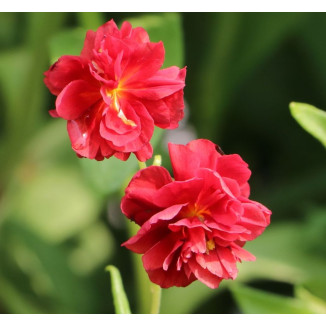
[105, 265, 131, 314]
[231, 284, 314, 314]
[290, 102, 326, 148]
[295, 278, 326, 313]
[237, 222, 326, 284]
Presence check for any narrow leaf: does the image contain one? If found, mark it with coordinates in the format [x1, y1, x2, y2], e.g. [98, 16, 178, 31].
[290, 102, 326, 148]
[105, 265, 131, 314]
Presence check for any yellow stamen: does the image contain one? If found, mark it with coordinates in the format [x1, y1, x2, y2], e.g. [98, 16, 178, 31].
[106, 88, 136, 127]
[181, 203, 210, 222]
[206, 239, 215, 251]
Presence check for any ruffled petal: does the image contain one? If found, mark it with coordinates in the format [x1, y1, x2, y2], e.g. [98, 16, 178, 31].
[122, 204, 185, 252]
[44, 55, 92, 96]
[142, 89, 185, 129]
[217, 154, 251, 187]
[134, 142, 153, 162]
[168, 139, 221, 181]
[125, 66, 186, 101]
[56, 80, 101, 120]
[147, 265, 195, 288]
[188, 257, 222, 289]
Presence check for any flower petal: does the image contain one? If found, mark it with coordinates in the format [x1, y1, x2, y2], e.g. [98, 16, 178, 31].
[168, 139, 221, 181]
[121, 166, 173, 225]
[44, 55, 92, 96]
[122, 204, 185, 252]
[121, 41, 165, 85]
[147, 266, 195, 288]
[125, 66, 186, 101]
[188, 257, 222, 289]
[134, 142, 153, 162]
[217, 154, 251, 187]
[56, 80, 100, 120]
[142, 89, 185, 129]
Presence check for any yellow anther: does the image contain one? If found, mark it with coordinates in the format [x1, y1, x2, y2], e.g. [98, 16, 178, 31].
[206, 239, 215, 251]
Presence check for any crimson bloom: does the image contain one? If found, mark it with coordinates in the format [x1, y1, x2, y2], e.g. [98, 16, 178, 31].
[44, 19, 186, 161]
[122, 139, 271, 288]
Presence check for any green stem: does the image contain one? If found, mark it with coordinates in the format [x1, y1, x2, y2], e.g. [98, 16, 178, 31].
[150, 283, 162, 314]
[126, 221, 153, 313]
[138, 161, 147, 170]
[126, 157, 162, 313]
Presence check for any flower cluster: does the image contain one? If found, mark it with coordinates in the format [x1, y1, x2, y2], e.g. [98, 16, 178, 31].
[44, 19, 186, 161]
[44, 19, 271, 289]
[121, 139, 271, 288]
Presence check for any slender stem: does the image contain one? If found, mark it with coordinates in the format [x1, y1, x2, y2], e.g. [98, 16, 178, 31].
[125, 158, 162, 313]
[152, 155, 162, 167]
[126, 221, 153, 314]
[150, 283, 162, 314]
[138, 161, 147, 170]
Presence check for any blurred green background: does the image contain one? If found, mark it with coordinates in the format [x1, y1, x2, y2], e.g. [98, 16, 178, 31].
[0, 12, 325, 314]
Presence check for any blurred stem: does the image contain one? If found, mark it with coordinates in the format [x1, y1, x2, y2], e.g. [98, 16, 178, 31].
[126, 221, 153, 314]
[126, 156, 162, 313]
[150, 284, 161, 314]
[138, 161, 147, 170]
[152, 155, 162, 166]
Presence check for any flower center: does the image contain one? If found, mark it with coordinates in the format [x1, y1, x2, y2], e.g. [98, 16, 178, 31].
[182, 203, 210, 222]
[106, 88, 136, 127]
[206, 239, 215, 251]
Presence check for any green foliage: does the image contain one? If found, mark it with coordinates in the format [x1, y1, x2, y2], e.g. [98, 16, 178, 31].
[295, 279, 326, 314]
[231, 284, 314, 314]
[290, 102, 326, 148]
[105, 265, 131, 314]
[0, 12, 326, 314]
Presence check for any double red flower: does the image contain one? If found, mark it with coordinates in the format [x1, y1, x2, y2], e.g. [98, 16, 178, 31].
[122, 139, 271, 288]
[44, 19, 186, 161]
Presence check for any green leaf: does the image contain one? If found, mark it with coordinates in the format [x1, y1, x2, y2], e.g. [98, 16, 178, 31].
[105, 265, 131, 314]
[290, 102, 326, 148]
[126, 13, 184, 68]
[231, 284, 314, 314]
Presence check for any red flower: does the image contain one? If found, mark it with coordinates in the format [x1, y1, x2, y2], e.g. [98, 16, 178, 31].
[122, 139, 271, 288]
[44, 19, 186, 161]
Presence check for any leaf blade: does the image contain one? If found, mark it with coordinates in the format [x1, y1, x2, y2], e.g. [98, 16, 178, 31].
[105, 265, 131, 314]
[290, 102, 326, 147]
